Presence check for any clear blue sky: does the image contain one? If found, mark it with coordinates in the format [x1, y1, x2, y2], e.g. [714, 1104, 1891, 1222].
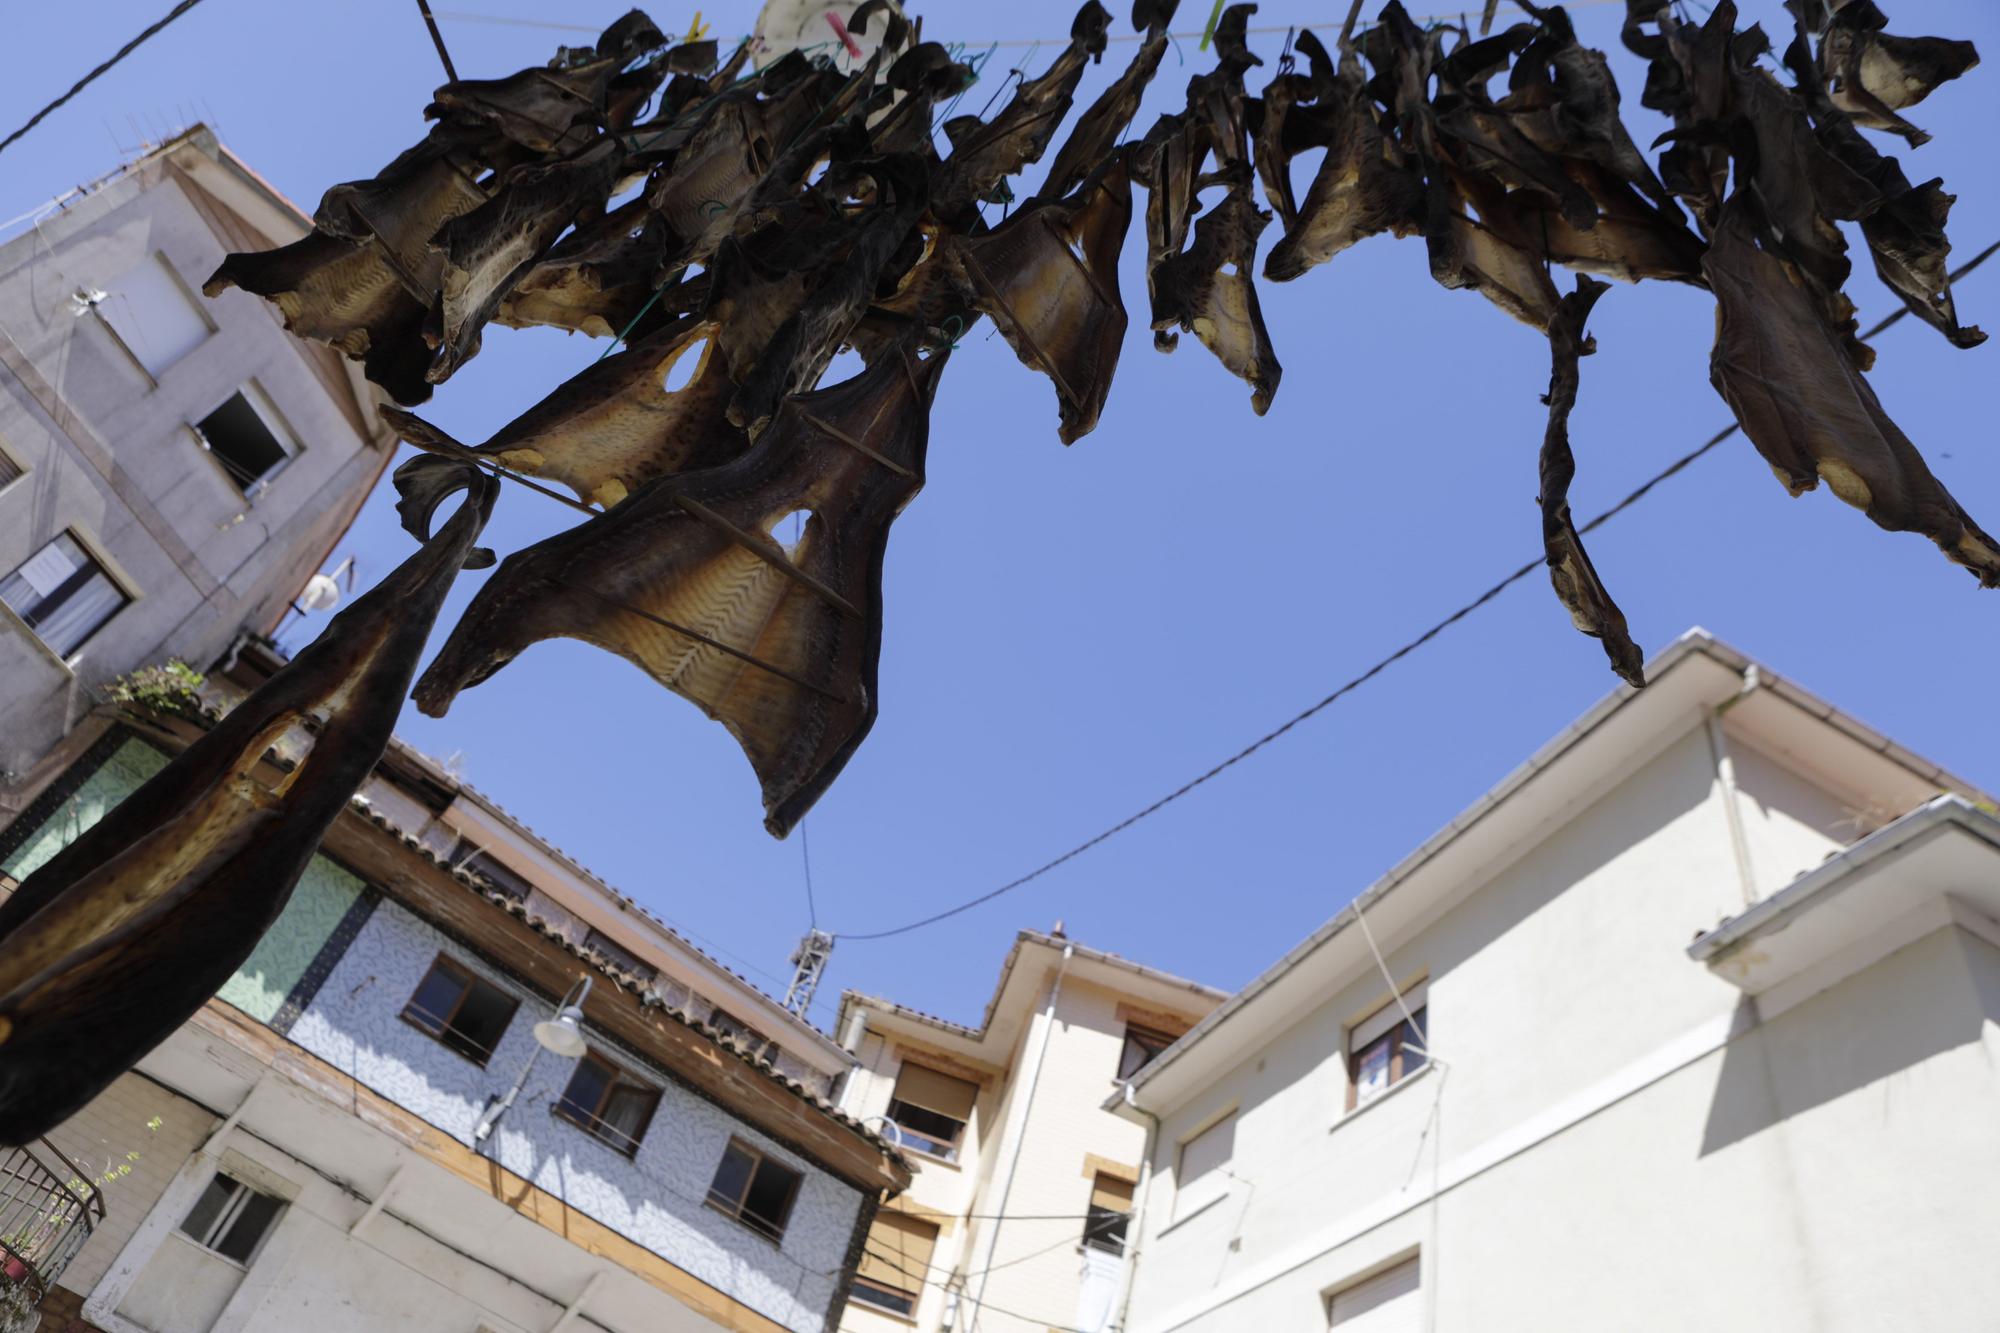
[5, 1, 1997, 1032]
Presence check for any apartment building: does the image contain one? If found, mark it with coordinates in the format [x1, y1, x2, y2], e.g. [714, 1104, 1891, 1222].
[0, 642, 908, 1333]
[833, 932, 1226, 1333]
[0, 126, 392, 809]
[1114, 630, 2000, 1333]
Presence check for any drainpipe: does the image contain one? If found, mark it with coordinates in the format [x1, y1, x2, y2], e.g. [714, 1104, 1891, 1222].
[966, 943, 1073, 1331]
[836, 1010, 869, 1114]
[1706, 665, 1762, 907]
[1109, 1081, 1160, 1333]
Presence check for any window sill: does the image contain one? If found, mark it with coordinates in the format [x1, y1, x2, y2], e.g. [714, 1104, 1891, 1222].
[0, 601, 77, 679]
[848, 1295, 919, 1324]
[1155, 1192, 1227, 1238]
[898, 1144, 962, 1171]
[1332, 1063, 1436, 1132]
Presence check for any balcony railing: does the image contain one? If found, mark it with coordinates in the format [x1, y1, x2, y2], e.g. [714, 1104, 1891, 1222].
[0, 1139, 103, 1308]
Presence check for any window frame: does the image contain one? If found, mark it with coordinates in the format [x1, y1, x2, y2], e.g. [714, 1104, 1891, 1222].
[1172, 1109, 1236, 1222]
[705, 1137, 802, 1244]
[190, 383, 298, 499]
[399, 954, 520, 1067]
[552, 1048, 662, 1157]
[0, 528, 134, 662]
[177, 1171, 284, 1268]
[94, 251, 215, 383]
[0, 438, 26, 498]
[1345, 999, 1428, 1112]
[1082, 1171, 1135, 1255]
[850, 1210, 939, 1318]
[1117, 1022, 1178, 1081]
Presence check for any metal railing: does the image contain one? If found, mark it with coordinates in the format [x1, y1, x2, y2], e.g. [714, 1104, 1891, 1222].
[0, 1139, 103, 1306]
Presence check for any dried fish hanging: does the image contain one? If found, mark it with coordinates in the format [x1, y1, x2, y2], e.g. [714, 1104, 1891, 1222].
[0, 461, 499, 1143]
[199, 0, 1989, 839]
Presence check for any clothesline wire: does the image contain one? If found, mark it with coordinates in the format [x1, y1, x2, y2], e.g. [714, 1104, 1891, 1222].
[831, 238, 1999, 943]
[0, 0, 209, 161]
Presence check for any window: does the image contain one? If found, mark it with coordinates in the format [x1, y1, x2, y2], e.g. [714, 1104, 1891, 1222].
[1117, 1022, 1177, 1080]
[1174, 1112, 1235, 1221]
[852, 1210, 938, 1316]
[0, 445, 21, 492]
[1328, 1256, 1420, 1330]
[451, 841, 533, 902]
[178, 1172, 283, 1265]
[99, 254, 212, 377]
[706, 1138, 801, 1242]
[194, 388, 293, 494]
[554, 1049, 661, 1155]
[1346, 983, 1428, 1111]
[401, 955, 519, 1065]
[1, 531, 129, 658]
[583, 928, 658, 984]
[885, 1063, 977, 1163]
[1083, 1171, 1135, 1254]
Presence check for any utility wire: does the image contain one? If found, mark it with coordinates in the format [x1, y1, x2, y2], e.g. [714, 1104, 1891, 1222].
[801, 818, 819, 928]
[833, 240, 1999, 943]
[0, 0, 209, 161]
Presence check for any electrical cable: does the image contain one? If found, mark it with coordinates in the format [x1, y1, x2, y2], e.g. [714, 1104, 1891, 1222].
[0, 0, 210, 161]
[832, 240, 1999, 943]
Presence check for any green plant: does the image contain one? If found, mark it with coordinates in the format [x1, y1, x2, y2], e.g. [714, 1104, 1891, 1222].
[103, 661, 206, 721]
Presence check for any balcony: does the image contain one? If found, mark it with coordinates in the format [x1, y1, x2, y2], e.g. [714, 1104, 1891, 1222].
[0, 1139, 103, 1312]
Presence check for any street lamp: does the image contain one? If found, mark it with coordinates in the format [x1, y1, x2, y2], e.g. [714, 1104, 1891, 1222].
[474, 975, 592, 1145]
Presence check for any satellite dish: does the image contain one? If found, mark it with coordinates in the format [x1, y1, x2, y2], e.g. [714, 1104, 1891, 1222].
[298, 572, 342, 612]
[751, 0, 905, 74]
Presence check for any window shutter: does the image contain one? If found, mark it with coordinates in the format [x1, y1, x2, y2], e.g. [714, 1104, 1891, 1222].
[1174, 1113, 1235, 1218]
[893, 1063, 978, 1121]
[857, 1211, 938, 1298]
[1090, 1173, 1135, 1213]
[1328, 1258, 1420, 1331]
[1351, 981, 1427, 1051]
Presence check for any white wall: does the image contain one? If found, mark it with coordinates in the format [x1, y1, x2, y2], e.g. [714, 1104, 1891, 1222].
[1124, 718, 2000, 1332]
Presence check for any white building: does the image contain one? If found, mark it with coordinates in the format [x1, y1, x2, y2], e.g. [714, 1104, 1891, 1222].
[1114, 629, 2000, 1333]
[0, 126, 393, 808]
[833, 932, 1224, 1333]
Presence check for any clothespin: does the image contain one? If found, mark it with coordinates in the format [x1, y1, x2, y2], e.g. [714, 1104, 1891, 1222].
[1199, 0, 1226, 50]
[684, 11, 710, 42]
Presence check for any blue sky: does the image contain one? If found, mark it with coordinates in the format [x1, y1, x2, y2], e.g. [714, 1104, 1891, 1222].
[5, 0, 1998, 1031]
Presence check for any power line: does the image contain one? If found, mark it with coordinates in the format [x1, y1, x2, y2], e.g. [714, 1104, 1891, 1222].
[832, 240, 1999, 943]
[801, 819, 819, 928]
[859, 1247, 1100, 1333]
[0, 0, 210, 161]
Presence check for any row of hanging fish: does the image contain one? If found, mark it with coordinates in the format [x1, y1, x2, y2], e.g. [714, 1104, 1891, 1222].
[0, 0, 1986, 1146]
[204, 0, 1985, 830]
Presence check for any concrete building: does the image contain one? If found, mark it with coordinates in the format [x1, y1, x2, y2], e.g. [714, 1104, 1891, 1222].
[832, 932, 1226, 1333]
[0, 644, 912, 1333]
[0, 126, 391, 816]
[1112, 630, 2000, 1333]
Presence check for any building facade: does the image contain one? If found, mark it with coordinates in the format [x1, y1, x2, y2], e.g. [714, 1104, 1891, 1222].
[1113, 631, 2000, 1333]
[1, 653, 909, 1333]
[0, 126, 391, 816]
[833, 932, 1225, 1333]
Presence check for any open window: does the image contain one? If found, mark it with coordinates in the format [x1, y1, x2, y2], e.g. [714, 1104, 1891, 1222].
[1173, 1111, 1235, 1221]
[401, 954, 519, 1065]
[193, 386, 295, 495]
[852, 1210, 938, 1317]
[1117, 1022, 1177, 1080]
[554, 1049, 661, 1156]
[98, 253, 212, 378]
[583, 928, 658, 985]
[178, 1172, 283, 1265]
[886, 1063, 977, 1163]
[1346, 982, 1428, 1111]
[1, 531, 130, 658]
[706, 1138, 801, 1242]
[1083, 1171, 1135, 1254]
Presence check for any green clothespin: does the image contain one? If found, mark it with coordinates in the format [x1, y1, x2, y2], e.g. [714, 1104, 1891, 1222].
[1199, 0, 1226, 50]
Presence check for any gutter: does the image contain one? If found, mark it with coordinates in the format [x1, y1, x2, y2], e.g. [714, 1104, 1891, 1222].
[1110, 1081, 1160, 1333]
[1687, 795, 2000, 963]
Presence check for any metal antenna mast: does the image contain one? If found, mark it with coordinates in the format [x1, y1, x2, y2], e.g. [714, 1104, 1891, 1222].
[784, 929, 835, 1018]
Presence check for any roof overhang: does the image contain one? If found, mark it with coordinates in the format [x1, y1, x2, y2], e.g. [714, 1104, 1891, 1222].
[1689, 796, 2000, 1014]
[1114, 629, 1992, 1119]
